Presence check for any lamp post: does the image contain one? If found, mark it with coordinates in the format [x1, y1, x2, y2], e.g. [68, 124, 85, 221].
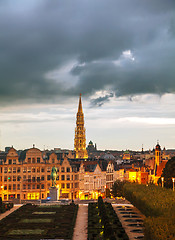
[172, 178, 175, 191]
[161, 177, 164, 188]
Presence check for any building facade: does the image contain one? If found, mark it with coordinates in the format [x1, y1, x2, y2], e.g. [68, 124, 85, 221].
[0, 147, 79, 201]
[0, 143, 170, 201]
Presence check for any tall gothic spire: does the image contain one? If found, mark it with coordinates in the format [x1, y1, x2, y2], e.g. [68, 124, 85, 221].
[78, 93, 83, 113]
[74, 94, 88, 159]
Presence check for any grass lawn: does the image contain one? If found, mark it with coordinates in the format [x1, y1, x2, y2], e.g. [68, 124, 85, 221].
[0, 203, 78, 239]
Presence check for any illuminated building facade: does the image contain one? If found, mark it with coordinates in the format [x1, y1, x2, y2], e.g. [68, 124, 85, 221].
[106, 161, 114, 190]
[74, 94, 88, 159]
[0, 144, 169, 201]
[153, 142, 168, 184]
[79, 162, 106, 199]
[0, 147, 79, 201]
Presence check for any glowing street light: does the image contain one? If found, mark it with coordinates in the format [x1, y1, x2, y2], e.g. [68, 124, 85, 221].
[161, 177, 164, 188]
[172, 178, 175, 191]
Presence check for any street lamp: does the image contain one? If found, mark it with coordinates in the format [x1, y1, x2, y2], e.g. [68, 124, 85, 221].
[161, 177, 164, 188]
[172, 178, 175, 191]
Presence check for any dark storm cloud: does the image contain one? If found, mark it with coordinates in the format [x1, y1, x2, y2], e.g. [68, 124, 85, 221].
[0, 0, 175, 106]
[90, 92, 114, 107]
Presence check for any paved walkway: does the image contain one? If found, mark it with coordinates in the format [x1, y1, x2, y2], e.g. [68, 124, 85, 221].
[113, 204, 145, 240]
[73, 204, 88, 240]
[0, 204, 22, 221]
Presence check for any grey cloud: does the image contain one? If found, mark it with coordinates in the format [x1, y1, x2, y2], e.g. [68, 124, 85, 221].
[0, 0, 175, 106]
[90, 92, 114, 107]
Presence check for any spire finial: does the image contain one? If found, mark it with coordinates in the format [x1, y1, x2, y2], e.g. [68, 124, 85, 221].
[78, 93, 83, 113]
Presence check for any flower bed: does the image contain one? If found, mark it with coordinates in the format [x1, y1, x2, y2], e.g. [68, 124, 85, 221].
[0, 203, 78, 239]
[88, 197, 129, 240]
[124, 183, 175, 240]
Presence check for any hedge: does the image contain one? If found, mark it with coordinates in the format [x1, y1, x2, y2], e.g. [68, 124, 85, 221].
[123, 183, 175, 240]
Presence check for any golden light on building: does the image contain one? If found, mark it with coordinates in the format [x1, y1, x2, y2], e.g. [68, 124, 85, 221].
[74, 94, 88, 159]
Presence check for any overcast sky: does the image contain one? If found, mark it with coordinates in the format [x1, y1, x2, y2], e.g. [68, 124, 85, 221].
[0, 0, 175, 151]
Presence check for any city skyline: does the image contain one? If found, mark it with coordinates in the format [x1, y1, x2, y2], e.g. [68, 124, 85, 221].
[0, 0, 175, 151]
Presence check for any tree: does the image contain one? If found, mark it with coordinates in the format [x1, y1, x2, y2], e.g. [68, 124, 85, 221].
[111, 180, 125, 197]
[158, 157, 175, 188]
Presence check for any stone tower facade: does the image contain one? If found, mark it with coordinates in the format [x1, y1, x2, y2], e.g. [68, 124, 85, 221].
[74, 94, 88, 159]
[154, 142, 161, 176]
[155, 142, 161, 167]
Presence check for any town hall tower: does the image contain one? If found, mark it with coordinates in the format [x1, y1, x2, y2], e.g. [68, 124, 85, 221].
[74, 94, 88, 159]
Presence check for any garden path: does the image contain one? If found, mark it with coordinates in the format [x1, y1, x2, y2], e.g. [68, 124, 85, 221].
[113, 204, 145, 240]
[73, 204, 88, 240]
[0, 204, 22, 221]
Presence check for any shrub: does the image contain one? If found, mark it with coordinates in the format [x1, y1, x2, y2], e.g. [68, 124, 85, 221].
[123, 183, 175, 217]
[123, 182, 175, 240]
